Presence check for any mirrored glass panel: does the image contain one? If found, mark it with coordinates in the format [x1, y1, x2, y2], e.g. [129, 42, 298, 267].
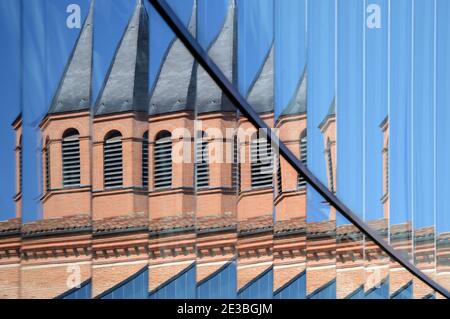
[18, 0, 94, 299]
[0, 0, 448, 299]
[0, 0, 22, 299]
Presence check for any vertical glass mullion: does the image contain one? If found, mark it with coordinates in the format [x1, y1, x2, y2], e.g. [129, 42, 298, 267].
[411, 0, 436, 299]
[273, 0, 307, 299]
[148, 0, 197, 299]
[236, 0, 274, 299]
[389, 0, 414, 299]
[0, 0, 22, 299]
[18, 0, 94, 299]
[364, 0, 390, 299]
[335, 0, 365, 299]
[305, 0, 337, 300]
[435, 0, 450, 298]
[194, 0, 239, 296]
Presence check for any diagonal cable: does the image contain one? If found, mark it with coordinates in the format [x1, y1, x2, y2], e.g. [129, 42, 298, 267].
[148, 0, 450, 299]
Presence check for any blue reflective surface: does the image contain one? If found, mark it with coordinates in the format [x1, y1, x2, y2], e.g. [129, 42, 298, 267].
[99, 266, 148, 299]
[197, 261, 237, 299]
[274, 271, 306, 299]
[307, 279, 336, 299]
[238, 268, 273, 299]
[149, 263, 196, 299]
[58, 280, 92, 299]
[391, 281, 413, 299]
[365, 279, 390, 299]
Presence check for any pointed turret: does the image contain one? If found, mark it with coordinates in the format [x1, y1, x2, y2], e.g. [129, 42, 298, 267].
[196, 0, 237, 113]
[280, 66, 307, 116]
[246, 45, 274, 114]
[95, 0, 149, 116]
[48, 1, 94, 114]
[327, 96, 336, 117]
[319, 96, 336, 130]
[148, 0, 197, 115]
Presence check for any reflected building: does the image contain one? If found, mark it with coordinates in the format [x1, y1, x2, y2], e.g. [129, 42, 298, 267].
[18, 2, 94, 299]
[0, 0, 446, 300]
[273, 67, 307, 298]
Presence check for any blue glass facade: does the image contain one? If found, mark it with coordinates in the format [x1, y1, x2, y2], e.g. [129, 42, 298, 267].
[238, 268, 273, 299]
[0, 0, 449, 300]
[307, 280, 336, 300]
[98, 267, 148, 299]
[273, 271, 306, 299]
[149, 264, 196, 299]
[197, 262, 237, 299]
[365, 280, 390, 299]
[391, 281, 413, 299]
[56, 280, 92, 299]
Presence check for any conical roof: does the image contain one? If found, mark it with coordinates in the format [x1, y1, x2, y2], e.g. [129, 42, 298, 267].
[94, 0, 149, 116]
[48, 1, 94, 115]
[280, 66, 307, 116]
[148, 0, 197, 115]
[246, 45, 274, 114]
[196, 0, 237, 114]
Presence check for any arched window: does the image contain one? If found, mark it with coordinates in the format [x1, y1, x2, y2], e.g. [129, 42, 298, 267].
[384, 138, 389, 196]
[62, 129, 80, 187]
[196, 131, 209, 189]
[232, 135, 240, 191]
[142, 131, 149, 188]
[18, 136, 22, 193]
[104, 130, 123, 189]
[251, 131, 273, 189]
[276, 154, 282, 196]
[326, 138, 334, 193]
[44, 138, 51, 191]
[298, 131, 307, 190]
[154, 131, 172, 190]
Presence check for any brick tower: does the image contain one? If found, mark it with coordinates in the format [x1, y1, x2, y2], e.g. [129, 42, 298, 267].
[20, 2, 94, 299]
[318, 98, 336, 219]
[90, 0, 150, 298]
[195, 0, 238, 290]
[305, 97, 337, 297]
[39, 2, 94, 220]
[147, 0, 196, 296]
[237, 40, 275, 296]
[273, 66, 307, 295]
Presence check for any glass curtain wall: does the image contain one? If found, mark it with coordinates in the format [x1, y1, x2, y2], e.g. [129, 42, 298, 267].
[0, 0, 448, 299]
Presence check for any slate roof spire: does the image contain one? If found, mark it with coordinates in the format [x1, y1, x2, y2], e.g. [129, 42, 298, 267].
[319, 96, 336, 130]
[47, 0, 94, 115]
[148, 0, 197, 115]
[246, 44, 274, 114]
[280, 66, 307, 116]
[94, 0, 149, 116]
[327, 96, 336, 116]
[196, 0, 237, 114]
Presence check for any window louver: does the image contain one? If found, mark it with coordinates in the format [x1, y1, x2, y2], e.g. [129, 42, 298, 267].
[298, 134, 307, 190]
[104, 132, 123, 189]
[232, 135, 239, 191]
[276, 154, 282, 196]
[62, 132, 80, 187]
[154, 132, 172, 190]
[19, 139, 22, 193]
[385, 144, 389, 196]
[327, 147, 334, 193]
[196, 132, 209, 189]
[142, 132, 149, 188]
[251, 135, 273, 188]
[45, 145, 50, 191]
